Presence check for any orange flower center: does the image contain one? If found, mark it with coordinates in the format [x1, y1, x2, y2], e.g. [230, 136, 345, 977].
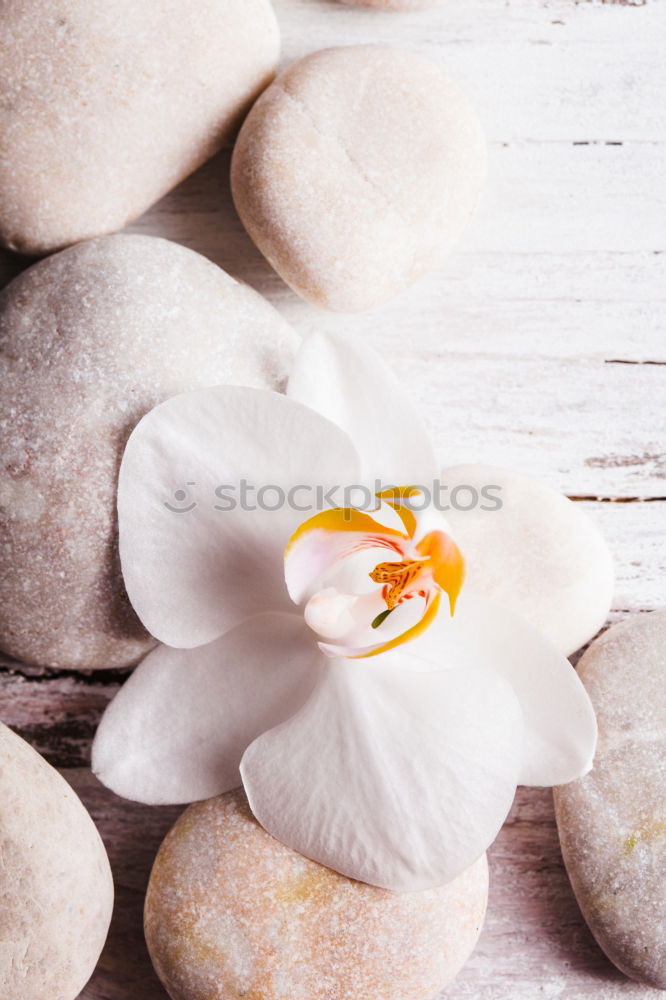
[369, 559, 425, 610]
[369, 528, 465, 618]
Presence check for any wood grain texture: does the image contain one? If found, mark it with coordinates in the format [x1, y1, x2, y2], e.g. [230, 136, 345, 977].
[0, 0, 663, 996]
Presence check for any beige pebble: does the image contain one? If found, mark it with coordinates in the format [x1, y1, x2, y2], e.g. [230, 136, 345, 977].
[145, 788, 488, 1000]
[554, 611, 666, 989]
[0, 722, 113, 999]
[231, 45, 486, 312]
[0, 234, 297, 669]
[441, 463, 614, 656]
[0, 0, 279, 255]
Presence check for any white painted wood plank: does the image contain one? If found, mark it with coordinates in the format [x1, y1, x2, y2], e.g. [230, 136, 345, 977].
[405, 354, 666, 497]
[466, 141, 665, 254]
[583, 499, 666, 612]
[274, 0, 666, 143]
[340, 251, 666, 362]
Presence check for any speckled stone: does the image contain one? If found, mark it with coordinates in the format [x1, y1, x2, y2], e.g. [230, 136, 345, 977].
[554, 611, 666, 989]
[231, 45, 486, 312]
[0, 0, 279, 255]
[145, 789, 488, 1000]
[0, 722, 113, 999]
[0, 234, 297, 670]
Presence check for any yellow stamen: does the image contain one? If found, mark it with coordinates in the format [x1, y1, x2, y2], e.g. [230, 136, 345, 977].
[369, 559, 424, 610]
[368, 530, 465, 618]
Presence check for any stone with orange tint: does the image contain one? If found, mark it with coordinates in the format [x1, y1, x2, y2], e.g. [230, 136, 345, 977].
[145, 788, 488, 1000]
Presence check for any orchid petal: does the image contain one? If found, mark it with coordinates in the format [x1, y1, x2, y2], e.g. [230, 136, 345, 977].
[403, 594, 598, 786]
[118, 386, 359, 648]
[92, 613, 322, 805]
[241, 657, 523, 891]
[440, 464, 614, 656]
[288, 331, 438, 487]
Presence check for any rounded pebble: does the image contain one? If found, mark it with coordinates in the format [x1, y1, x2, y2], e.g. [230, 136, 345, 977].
[554, 611, 666, 989]
[441, 464, 614, 656]
[0, 0, 279, 255]
[0, 722, 113, 999]
[145, 788, 488, 1000]
[0, 234, 297, 669]
[231, 45, 486, 312]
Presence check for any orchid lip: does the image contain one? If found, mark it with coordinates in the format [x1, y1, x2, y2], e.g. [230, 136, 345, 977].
[284, 493, 467, 658]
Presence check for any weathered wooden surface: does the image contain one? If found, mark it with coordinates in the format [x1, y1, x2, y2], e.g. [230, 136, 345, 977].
[0, 0, 664, 996]
[58, 774, 665, 1000]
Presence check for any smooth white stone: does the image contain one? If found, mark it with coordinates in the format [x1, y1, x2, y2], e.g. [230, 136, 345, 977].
[231, 45, 486, 312]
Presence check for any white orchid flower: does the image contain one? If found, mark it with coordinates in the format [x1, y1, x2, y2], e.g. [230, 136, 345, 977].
[93, 331, 599, 892]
